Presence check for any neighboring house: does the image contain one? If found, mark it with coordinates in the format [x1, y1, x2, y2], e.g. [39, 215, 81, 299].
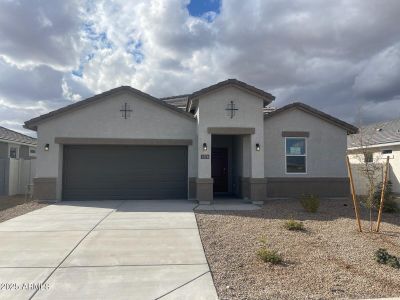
[0, 126, 37, 196]
[348, 119, 400, 195]
[24, 79, 357, 203]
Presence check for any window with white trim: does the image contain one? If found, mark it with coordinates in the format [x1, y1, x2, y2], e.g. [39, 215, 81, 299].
[9, 147, 18, 159]
[285, 137, 306, 173]
[381, 149, 392, 154]
[364, 152, 373, 163]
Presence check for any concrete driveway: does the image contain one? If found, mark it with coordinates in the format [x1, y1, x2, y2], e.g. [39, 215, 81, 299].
[0, 200, 218, 300]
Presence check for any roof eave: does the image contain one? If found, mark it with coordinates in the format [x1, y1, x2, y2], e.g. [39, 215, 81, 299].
[23, 123, 37, 131]
[24, 86, 195, 130]
[0, 137, 37, 146]
[188, 79, 275, 103]
[264, 102, 358, 135]
[348, 140, 400, 150]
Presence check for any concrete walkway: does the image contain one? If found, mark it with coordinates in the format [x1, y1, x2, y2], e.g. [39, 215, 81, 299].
[195, 199, 261, 211]
[0, 200, 218, 300]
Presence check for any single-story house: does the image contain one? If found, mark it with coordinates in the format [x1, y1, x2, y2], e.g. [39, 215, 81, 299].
[348, 119, 400, 195]
[0, 126, 37, 196]
[24, 79, 357, 203]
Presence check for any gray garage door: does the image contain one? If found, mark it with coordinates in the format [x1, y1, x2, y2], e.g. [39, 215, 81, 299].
[62, 145, 188, 200]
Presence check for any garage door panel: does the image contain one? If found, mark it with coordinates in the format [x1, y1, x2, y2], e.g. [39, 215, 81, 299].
[63, 189, 187, 200]
[64, 181, 187, 191]
[64, 173, 187, 186]
[62, 145, 188, 200]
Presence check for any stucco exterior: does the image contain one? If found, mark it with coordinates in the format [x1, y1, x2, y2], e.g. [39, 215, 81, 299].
[26, 80, 355, 202]
[35, 90, 197, 200]
[264, 108, 348, 178]
[196, 86, 265, 179]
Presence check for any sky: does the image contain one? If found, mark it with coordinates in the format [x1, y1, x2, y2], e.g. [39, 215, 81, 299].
[0, 0, 400, 136]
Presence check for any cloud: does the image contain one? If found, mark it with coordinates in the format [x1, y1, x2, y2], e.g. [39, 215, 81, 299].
[0, 58, 63, 102]
[353, 42, 400, 101]
[0, 0, 83, 70]
[1, 0, 400, 135]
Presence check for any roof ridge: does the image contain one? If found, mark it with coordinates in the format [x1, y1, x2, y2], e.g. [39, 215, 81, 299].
[25, 86, 195, 130]
[189, 78, 275, 101]
[264, 102, 358, 134]
[160, 94, 191, 100]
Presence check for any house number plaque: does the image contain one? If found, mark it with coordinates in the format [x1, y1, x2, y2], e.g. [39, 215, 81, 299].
[201, 154, 210, 159]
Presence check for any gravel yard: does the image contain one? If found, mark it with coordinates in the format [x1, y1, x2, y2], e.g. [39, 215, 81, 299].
[196, 198, 400, 300]
[0, 195, 48, 222]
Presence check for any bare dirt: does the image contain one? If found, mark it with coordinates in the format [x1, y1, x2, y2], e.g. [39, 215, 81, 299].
[196, 198, 400, 300]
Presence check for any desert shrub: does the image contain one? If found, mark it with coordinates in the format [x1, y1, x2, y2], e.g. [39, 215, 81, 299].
[283, 219, 305, 231]
[383, 200, 400, 213]
[374, 248, 400, 269]
[375, 248, 391, 264]
[300, 193, 320, 213]
[388, 257, 400, 269]
[257, 238, 283, 264]
[373, 181, 399, 213]
[257, 248, 282, 264]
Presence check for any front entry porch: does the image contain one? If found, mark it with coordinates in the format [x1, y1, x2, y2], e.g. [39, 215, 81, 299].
[211, 135, 240, 198]
[191, 130, 267, 204]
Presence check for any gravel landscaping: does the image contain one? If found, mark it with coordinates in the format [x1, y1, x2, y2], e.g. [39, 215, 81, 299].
[196, 198, 400, 300]
[0, 195, 48, 222]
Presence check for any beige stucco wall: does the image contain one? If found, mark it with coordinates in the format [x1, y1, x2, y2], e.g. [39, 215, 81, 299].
[196, 86, 265, 178]
[348, 146, 400, 194]
[35, 91, 197, 200]
[264, 108, 348, 177]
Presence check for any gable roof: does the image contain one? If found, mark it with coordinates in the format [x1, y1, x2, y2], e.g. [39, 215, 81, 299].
[24, 86, 195, 131]
[189, 79, 275, 104]
[348, 118, 400, 148]
[0, 126, 37, 146]
[160, 94, 190, 110]
[264, 102, 358, 134]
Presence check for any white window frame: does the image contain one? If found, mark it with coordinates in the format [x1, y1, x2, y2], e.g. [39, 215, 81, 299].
[285, 137, 307, 174]
[8, 145, 19, 159]
[29, 147, 37, 157]
[381, 149, 392, 155]
[364, 151, 373, 163]
[381, 149, 394, 159]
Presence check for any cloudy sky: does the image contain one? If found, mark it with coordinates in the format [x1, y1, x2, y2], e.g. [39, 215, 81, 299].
[1, 0, 400, 136]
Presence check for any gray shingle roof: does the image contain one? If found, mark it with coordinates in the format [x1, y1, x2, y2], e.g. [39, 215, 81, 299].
[160, 94, 190, 110]
[24, 86, 195, 131]
[0, 126, 37, 146]
[161, 79, 275, 111]
[25, 79, 276, 131]
[348, 119, 400, 148]
[190, 78, 275, 103]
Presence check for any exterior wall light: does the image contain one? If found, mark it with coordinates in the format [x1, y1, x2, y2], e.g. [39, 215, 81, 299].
[203, 143, 208, 152]
[44, 144, 50, 151]
[256, 143, 260, 151]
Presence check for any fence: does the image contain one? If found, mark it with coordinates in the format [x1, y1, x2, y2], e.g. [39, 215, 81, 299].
[350, 163, 384, 196]
[0, 158, 36, 196]
[0, 159, 6, 195]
